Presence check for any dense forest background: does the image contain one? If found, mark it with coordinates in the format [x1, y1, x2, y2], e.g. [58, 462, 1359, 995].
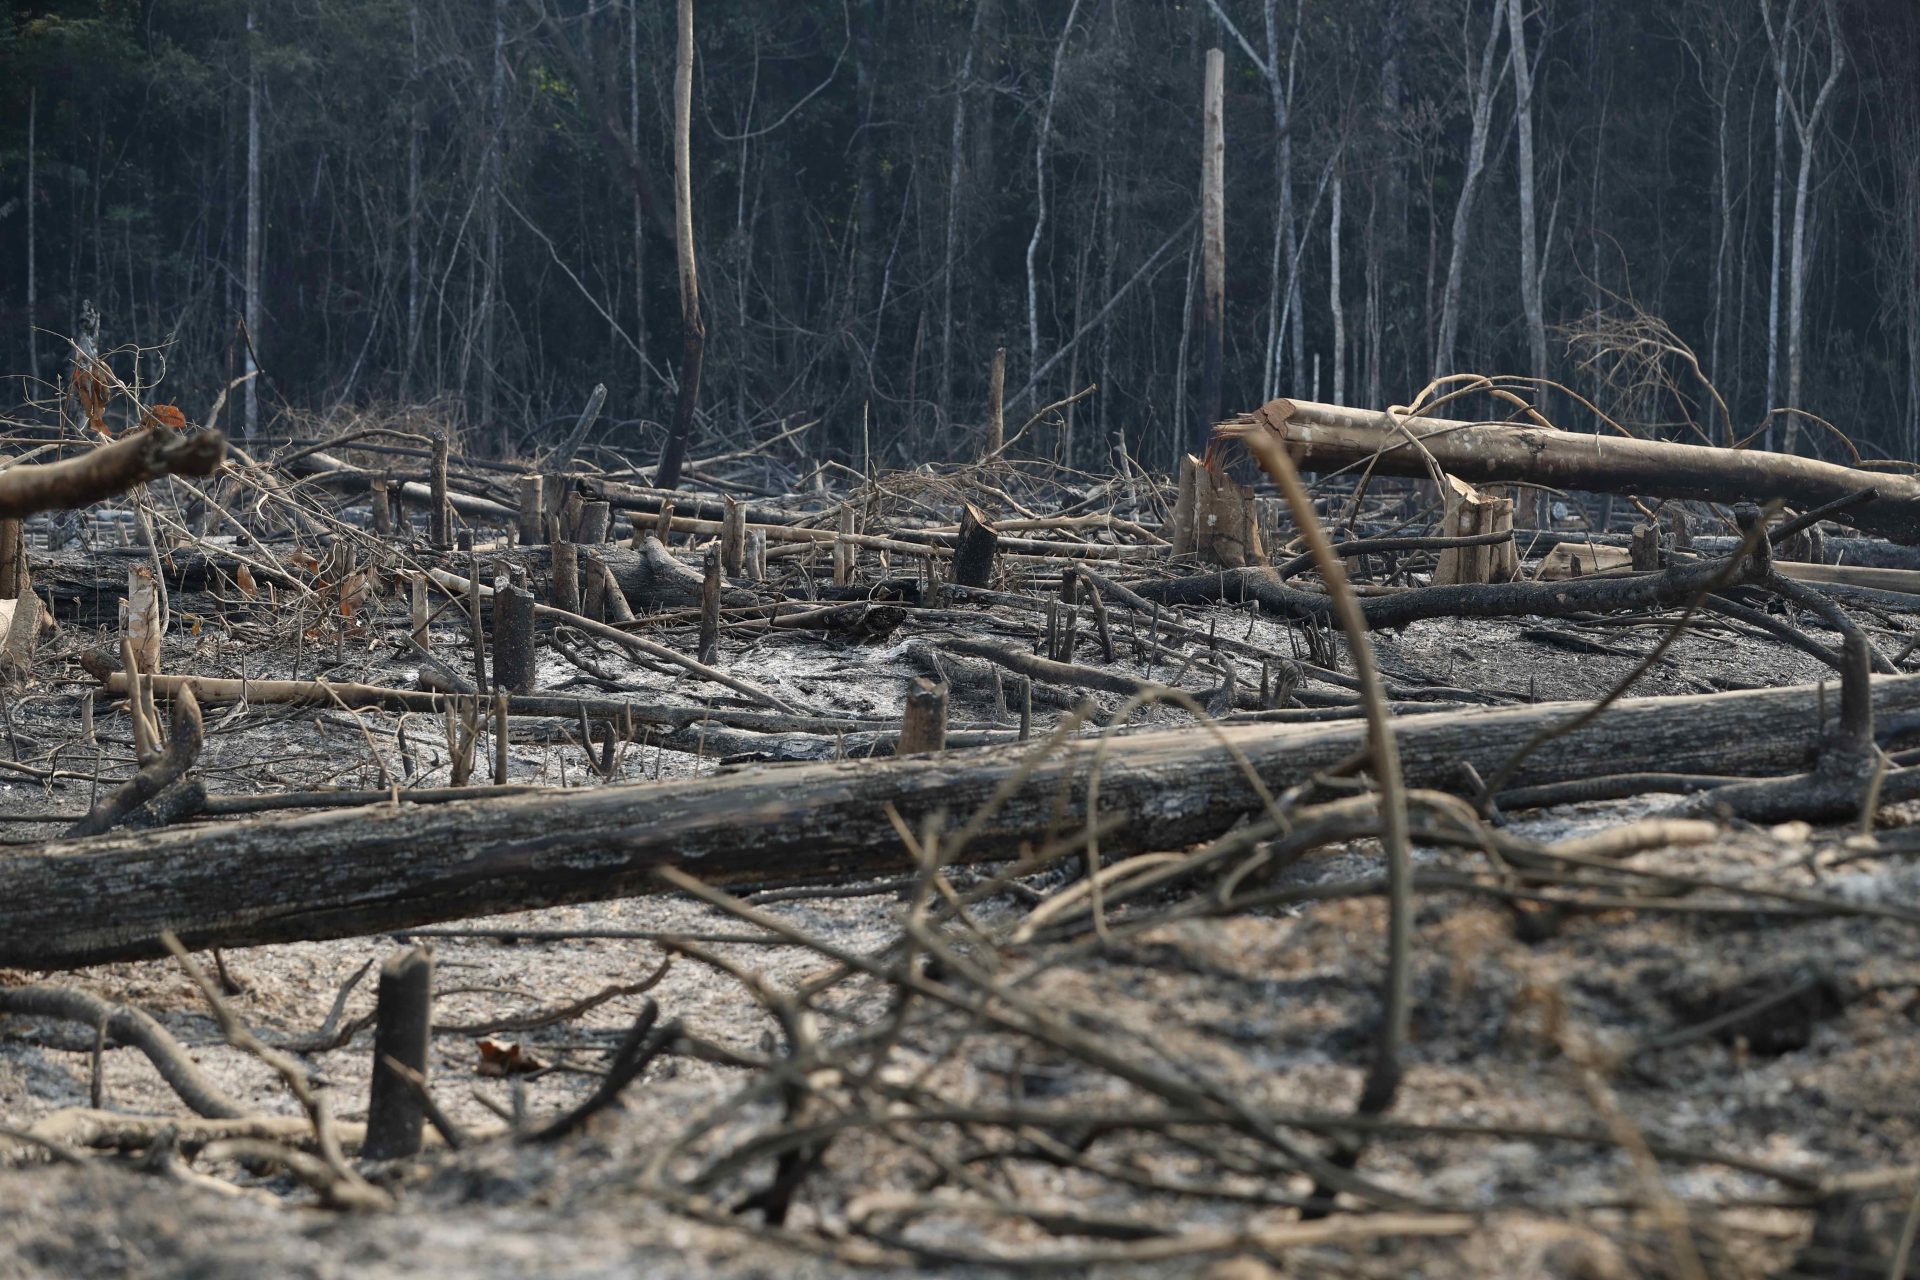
[0, 0, 1916, 473]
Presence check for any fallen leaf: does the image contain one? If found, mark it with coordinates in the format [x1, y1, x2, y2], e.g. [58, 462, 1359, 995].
[476, 1038, 547, 1077]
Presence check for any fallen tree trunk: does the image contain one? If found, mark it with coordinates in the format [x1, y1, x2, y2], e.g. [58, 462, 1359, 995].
[1132, 545, 1766, 629]
[82, 665, 880, 737]
[283, 450, 515, 522]
[0, 428, 225, 518]
[6, 674, 1920, 969]
[1227, 398, 1920, 544]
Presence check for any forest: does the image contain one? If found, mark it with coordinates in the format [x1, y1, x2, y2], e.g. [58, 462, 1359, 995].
[4, 2, 1920, 1278]
[1, 0, 1917, 465]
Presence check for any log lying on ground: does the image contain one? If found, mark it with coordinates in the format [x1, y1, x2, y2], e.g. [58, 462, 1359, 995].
[0, 427, 225, 518]
[282, 449, 515, 522]
[1133, 545, 1766, 629]
[1227, 398, 1920, 544]
[1582, 533, 1920, 572]
[500, 539, 757, 611]
[81, 665, 878, 738]
[8, 674, 1920, 969]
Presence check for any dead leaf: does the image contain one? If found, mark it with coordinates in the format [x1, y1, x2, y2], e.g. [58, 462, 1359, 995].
[72, 362, 111, 436]
[143, 404, 188, 431]
[476, 1039, 547, 1077]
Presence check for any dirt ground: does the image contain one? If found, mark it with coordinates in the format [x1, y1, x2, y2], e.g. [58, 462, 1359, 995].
[3, 530, 1918, 1278]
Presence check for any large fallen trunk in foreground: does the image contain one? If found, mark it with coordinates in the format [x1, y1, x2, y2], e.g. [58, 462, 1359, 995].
[1229, 398, 1920, 544]
[5, 675, 1919, 970]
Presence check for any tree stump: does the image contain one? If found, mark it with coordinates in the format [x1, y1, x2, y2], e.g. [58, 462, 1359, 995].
[953, 504, 998, 588]
[1166, 454, 1265, 568]
[1431, 475, 1516, 585]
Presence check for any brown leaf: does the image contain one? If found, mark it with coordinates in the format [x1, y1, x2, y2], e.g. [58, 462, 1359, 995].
[72, 363, 111, 436]
[475, 1038, 547, 1077]
[143, 403, 188, 431]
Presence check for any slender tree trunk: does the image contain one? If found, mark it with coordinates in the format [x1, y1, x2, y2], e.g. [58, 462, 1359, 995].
[1260, 0, 1299, 399]
[629, 0, 647, 407]
[1785, 8, 1843, 439]
[1505, 0, 1546, 398]
[939, 0, 985, 421]
[655, 0, 705, 490]
[25, 88, 36, 388]
[1709, 50, 1731, 415]
[1198, 47, 1226, 443]
[1365, 184, 1383, 410]
[1433, 0, 1507, 383]
[1329, 159, 1345, 406]
[243, 0, 263, 441]
[479, 0, 506, 444]
[403, 0, 422, 400]
[1173, 229, 1199, 468]
[1765, 70, 1785, 428]
[1026, 0, 1084, 384]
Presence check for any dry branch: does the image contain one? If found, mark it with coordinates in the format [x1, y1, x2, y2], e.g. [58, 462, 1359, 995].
[0, 427, 224, 518]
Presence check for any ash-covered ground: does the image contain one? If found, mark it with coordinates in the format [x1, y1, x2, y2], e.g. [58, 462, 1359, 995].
[3, 531, 1918, 1279]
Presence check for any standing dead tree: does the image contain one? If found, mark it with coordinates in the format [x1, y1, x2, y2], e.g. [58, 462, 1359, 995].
[654, 0, 706, 491]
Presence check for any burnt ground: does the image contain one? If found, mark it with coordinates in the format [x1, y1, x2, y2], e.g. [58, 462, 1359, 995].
[2, 514, 1919, 1279]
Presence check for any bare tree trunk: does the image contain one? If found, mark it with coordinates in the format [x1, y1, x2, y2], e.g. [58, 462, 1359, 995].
[629, 0, 647, 385]
[1703, 25, 1737, 414]
[479, 0, 506, 444]
[1763, 0, 1845, 444]
[1504, 0, 1546, 397]
[1764, 58, 1785, 428]
[24, 88, 36, 389]
[1199, 48, 1226, 442]
[939, 0, 985, 420]
[1433, 0, 1507, 383]
[403, 0, 422, 400]
[1264, 0, 1299, 398]
[1364, 183, 1382, 410]
[243, 0, 262, 441]
[654, 0, 706, 491]
[1329, 159, 1345, 406]
[1173, 229, 1199, 469]
[1026, 0, 1084, 385]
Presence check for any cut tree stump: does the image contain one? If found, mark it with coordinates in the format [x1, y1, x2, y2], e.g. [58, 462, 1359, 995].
[8, 674, 1920, 969]
[1431, 476, 1516, 585]
[953, 504, 998, 588]
[1167, 454, 1265, 568]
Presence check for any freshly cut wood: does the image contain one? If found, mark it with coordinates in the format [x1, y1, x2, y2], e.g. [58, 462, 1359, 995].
[9, 674, 1920, 969]
[125, 564, 164, 672]
[1431, 476, 1516, 585]
[1536, 542, 1633, 580]
[1534, 540, 1920, 597]
[0, 592, 46, 675]
[1226, 397, 1920, 544]
[0, 426, 225, 519]
[1167, 454, 1265, 568]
